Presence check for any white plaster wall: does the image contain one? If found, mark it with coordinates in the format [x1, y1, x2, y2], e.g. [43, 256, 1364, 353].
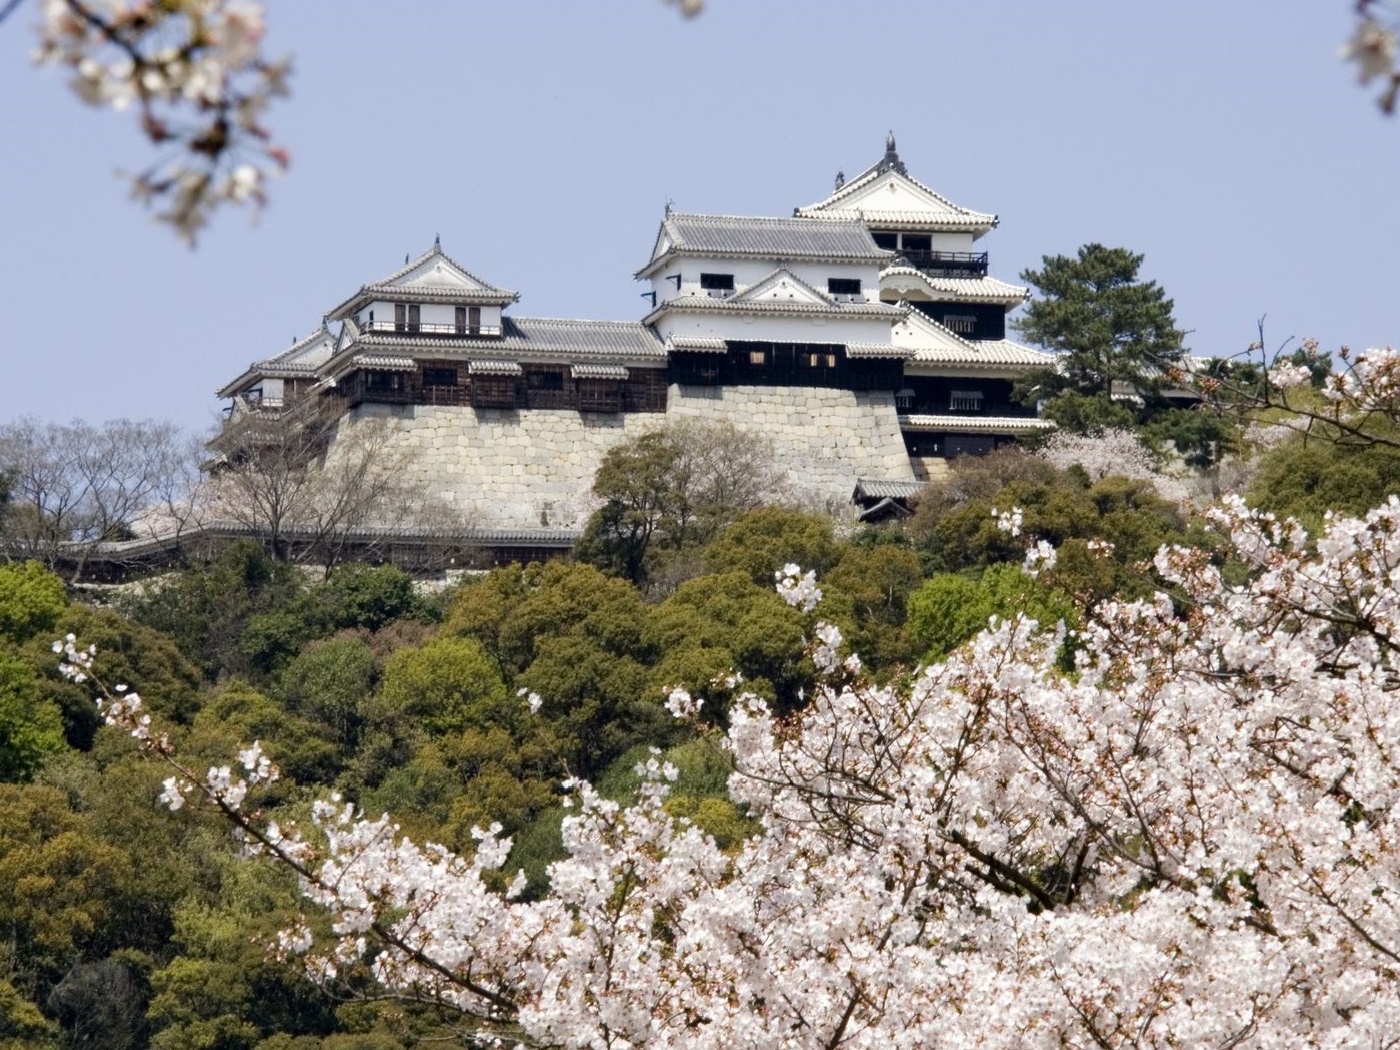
[666, 384, 915, 508]
[363, 301, 503, 329]
[655, 312, 895, 347]
[653, 259, 881, 304]
[928, 231, 979, 252]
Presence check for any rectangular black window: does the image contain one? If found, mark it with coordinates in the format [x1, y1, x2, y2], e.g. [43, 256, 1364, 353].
[700, 273, 735, 293]
[828, 278, 862, 297]
[453, 307, 483, 335]
[872, 232, 898, 250]
[527, 370, 564, 391]
[902, 234, 932, 252]
[366, 372, 403, 393]
[394, 303, 420, 333]
[423, 367, 457, 387]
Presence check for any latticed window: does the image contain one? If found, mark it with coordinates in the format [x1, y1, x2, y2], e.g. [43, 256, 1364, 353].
[950, 389, 984, 412]
[944, 315, 976, 335]
[578, 379, 622, 413]
[471, 375, 517, 408]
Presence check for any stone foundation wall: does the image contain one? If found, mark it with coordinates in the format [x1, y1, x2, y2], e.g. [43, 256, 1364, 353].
[666, 385, 916, 508]
[332, 403, 661, 530]
[328, 385, 916, 530]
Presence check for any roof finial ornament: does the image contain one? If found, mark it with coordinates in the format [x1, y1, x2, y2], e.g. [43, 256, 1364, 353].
[664, 197, 674, 216]
[405, 252, 410, 265]
[434, 233, 440, 248]
[879, 130, 907, 176]
[834, 170, 845, 190]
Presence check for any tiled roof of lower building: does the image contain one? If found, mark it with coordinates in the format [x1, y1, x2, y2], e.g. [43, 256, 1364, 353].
[853, 478, 926, 501]
[899, 414, 1054, 434]
[350, 316, 667, 361]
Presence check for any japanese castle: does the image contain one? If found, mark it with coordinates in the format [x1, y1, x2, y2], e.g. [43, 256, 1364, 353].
[214, 135, 1053, 561]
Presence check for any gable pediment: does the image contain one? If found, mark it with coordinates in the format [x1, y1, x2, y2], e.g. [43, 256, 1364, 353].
[846, 172, 974, 221]
[730, 268, 833, 307]
[391, 254, 495, 293]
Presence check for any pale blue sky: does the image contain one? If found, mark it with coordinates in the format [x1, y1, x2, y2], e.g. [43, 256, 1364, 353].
[0, 2, 1394, 435]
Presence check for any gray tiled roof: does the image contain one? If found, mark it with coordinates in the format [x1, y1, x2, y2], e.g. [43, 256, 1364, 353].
[647, 295, 904, 323]
[354, 354, 416, 370]
[639, 213, 891, 275]
[794, 139, 998, 232]
[325, 243, 519, 318]
[216, 324, 336, 398]
[845, 342, 915, 360]
[469, 360, 523, 376]
[899, 414, 1054, 434]
[853, 478, 926, 501]
[571, 363, 629, 380]
[881, 268, 1028, 304]
[352, 316, 667, 361]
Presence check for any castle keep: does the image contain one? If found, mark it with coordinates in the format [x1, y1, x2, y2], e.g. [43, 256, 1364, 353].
[214, 138, 1053, 549]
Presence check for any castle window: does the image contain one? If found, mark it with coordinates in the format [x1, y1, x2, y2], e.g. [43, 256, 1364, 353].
[578, 379, 622, 413]
[804, 352, 837, 368]
[423, 367, 457, 387]
[528, 370, 564, 391]
[394, 303, 420, 333]
[944, 315, 976, 335]
[872, 232, 898, 250]
[471, 375, 518, 409]
[456, 306, 482, 335]
[366, 371, 404, 394]
[827, 278, 862, 297]
[748, 350, 767, 366]
[950, 390, 984, 412]
[701, 273, 735, 296]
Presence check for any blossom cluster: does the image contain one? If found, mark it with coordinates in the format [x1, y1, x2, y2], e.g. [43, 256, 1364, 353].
[1343, 1, 1400, 112]
[33, 0, 291, 242]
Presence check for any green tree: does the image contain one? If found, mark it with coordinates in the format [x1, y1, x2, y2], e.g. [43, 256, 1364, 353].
[576, 422, 784, 589]
[0, 563, 67, 644]
[0, 653, 65, 782]
[574, 432, 679, 585]
[280, 637, 377, 753]
[1246, 432, 1400, 529]
[701, 508, 840, 587]
[1015, 243, 1186, 420]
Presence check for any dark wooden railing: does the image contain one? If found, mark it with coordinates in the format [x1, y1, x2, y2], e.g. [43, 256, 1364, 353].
[896, 250, 989, 277]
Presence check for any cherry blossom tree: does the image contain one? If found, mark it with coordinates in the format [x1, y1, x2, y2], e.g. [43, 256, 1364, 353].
[70, 492, 1400, 1048]
[1205, 331, 1400, 456]
[21, 0, 291, 243]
